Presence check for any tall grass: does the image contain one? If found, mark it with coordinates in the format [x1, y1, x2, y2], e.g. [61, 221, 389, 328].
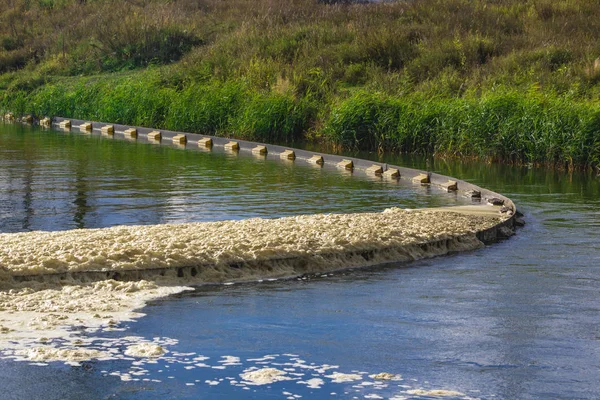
[5, 71, 315, 143]
[324, 91, 600, 167]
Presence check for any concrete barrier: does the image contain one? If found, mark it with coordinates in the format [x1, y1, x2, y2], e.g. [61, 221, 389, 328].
[173, 134, 187, 144]
[148, 131, 161, 141]
[252, 145, 268, 155]
[280, 149, 296, 160]
[198, 137, 213, 148]
[58, 120, 71, 129]
[441, 180, 458, 192]
[47, 117, 513, 212]
[413, 173, 430, 184]
[366, 164, 383, 175]
[383, 168, 400, 179]
[337, 159, 354, 170]
[224, 141, 240, 151]
[43, 117, 518, 247]
[308, 155, 324, 165]
[124, 128, 137, 138]
[0, 115, 524, 284]
[100, 125, 114, 135]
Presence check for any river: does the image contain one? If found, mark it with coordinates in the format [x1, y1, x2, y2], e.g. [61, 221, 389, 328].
[0, 122, 598, 399]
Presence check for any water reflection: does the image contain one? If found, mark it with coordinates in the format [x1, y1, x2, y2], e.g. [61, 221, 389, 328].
[72, 157, 90, 229]
[0, 124, 467, 233]
[21, 159, 34, 231]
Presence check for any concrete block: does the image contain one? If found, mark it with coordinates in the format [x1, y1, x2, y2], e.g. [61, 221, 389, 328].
[337, 159, 354, 170]
[124, 128, 137, 138]
[441, 180, 458, 191]
[4, 113, 14, 121]
[366, 164, 383, 175]
[224, 141, 240, 151]
[383, 168, 400, 179]
[39, 117, 51, 127]
[280, 149, 296, 160]
[80, 122, 92, 131]
[413, 173, 430, 184]
[486, 197, 505, 206]
[22, 115, 33, 124]
[59, 120, 71, 128]
[198, 137, 213, 148]
[308, 155, 324, 165]
[148, 131, 162, 141]
[173, 134, 187, 144]
[464, 190, 481, 199]
[100, 125, 114, 135]
[252, 145, 268, 155]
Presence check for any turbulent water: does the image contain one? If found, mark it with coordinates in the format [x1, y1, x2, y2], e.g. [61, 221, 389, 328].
[1, 123, 598, 399]
[0, 209, 498, 277]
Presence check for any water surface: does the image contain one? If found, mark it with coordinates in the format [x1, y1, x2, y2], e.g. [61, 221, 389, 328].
[0, 123, 463, 232]
[1, 123, 598, 400]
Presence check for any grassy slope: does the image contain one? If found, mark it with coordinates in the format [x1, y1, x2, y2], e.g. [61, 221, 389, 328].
[1, 0, 600, 167]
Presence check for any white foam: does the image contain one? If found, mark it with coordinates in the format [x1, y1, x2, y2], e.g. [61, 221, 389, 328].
[240, 367, 293, 385]
[405, 389, 466, 397]
[370, 372, 401, 381]
[0, 208, 502, 364]
[298, 378, 325, 389]
[326, 372, 364, 383]
[15, 346, 108, 363]
[124, 343, 167, 358]
[0, 209, 499, 279]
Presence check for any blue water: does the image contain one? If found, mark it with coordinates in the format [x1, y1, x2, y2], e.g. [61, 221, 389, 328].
[1, 123, 599, 399]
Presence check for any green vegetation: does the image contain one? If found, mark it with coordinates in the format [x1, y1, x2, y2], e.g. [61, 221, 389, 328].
[2, 0, 600, 167]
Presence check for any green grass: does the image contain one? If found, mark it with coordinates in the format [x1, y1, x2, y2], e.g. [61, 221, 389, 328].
[2, 0, 600, 167]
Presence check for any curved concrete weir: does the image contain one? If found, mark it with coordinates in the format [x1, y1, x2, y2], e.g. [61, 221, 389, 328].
[0, 116, 521, 364]
[0, 118, 516, 282]
[2, 208, 507, 285]
[0, 116, 519, 286]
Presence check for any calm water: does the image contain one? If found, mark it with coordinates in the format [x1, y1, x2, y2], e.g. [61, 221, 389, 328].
[1, 123, 599, 400]
[0, 124, 463, 232]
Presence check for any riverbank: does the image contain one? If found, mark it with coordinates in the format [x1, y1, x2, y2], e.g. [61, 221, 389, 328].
[2, 0, 600, 168]
[5, 84, 600, 170]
